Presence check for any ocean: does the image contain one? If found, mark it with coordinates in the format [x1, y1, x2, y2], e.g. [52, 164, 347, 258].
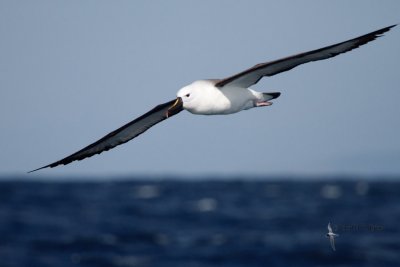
[0, 178, 399, 267]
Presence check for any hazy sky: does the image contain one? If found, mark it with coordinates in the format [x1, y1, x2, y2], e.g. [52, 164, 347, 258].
[1, 1, 399, 178]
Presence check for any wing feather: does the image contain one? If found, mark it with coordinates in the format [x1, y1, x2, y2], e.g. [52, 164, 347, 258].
[29, 99, 182, 172]
[215, 25, 396, 88]
[330, 236, 336, 251]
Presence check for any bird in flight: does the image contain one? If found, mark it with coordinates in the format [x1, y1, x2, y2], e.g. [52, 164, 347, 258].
[29, 25, 396, 172]
[326, 222, 339, 251]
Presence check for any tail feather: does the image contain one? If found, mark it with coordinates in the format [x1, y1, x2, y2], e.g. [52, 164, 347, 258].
[263, 92, 281, 101]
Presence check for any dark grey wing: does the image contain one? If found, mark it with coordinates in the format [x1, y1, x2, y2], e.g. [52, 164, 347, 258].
[215, 25, 396, 88]
[29, 99, 183, 172]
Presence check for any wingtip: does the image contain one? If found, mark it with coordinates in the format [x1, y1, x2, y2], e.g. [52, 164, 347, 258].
[376, 24, 397, 36]
[27, 165, 49, 173]
[383, 24, 397, 30]
[27, 168, 41, 174]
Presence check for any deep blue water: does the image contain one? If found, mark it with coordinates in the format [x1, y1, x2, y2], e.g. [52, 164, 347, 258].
[0, 178, 399, 267]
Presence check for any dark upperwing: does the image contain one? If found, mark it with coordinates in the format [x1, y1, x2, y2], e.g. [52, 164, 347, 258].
[29, 98, 183, 172]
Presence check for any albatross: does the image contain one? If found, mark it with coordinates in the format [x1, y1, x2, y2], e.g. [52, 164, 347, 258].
[326, 222, 339, 251]
[29, 25, 396, 172]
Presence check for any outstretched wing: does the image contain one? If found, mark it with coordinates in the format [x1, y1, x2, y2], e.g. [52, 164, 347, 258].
[29, 98, 183, 172]
[328, 222, 333, 233]
[215, 25, 396, 88]
[330, 236, 336, 251]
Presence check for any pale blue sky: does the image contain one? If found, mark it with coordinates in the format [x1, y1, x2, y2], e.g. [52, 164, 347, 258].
[1, 1, 399, 178]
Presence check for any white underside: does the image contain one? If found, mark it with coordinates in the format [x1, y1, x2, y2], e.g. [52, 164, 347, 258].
[178, 80, 266, 115]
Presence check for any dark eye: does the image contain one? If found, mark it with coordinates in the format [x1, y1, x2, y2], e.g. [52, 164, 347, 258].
[185, 93, 190, 97]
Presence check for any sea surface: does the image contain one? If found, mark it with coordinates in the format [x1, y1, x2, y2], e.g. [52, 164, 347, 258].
[0, 177, 399, 267]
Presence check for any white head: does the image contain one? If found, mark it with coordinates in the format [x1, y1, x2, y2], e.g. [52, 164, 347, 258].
[176, 80, 209, 113]
[176, 80, 228, 115]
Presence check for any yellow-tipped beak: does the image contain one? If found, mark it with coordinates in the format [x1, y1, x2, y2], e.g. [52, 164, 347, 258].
[167, 97, 183, 117]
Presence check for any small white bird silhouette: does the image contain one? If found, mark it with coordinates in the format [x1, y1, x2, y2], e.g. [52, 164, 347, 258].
[326, 222, 339, 251]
